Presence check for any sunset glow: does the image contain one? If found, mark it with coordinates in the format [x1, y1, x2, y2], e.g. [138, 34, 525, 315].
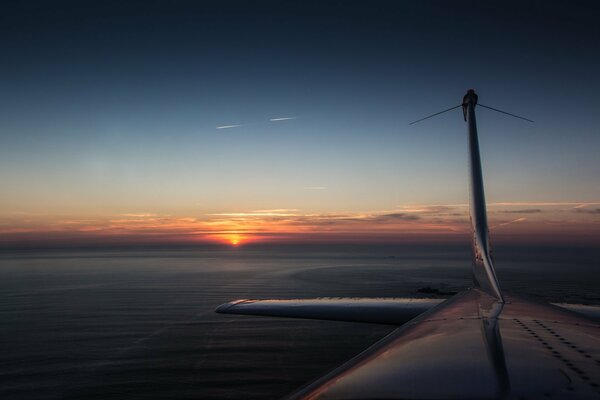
[1, 202, 599, 248]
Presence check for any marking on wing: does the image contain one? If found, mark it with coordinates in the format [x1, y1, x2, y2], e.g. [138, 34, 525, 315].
[514, 318, 600, 394]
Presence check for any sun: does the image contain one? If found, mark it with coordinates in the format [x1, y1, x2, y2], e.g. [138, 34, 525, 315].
[226, 234, 243, 246]
[205, 232, 251, 247]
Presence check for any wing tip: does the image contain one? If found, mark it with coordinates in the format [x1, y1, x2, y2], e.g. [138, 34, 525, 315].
[215, 299, 255, 313]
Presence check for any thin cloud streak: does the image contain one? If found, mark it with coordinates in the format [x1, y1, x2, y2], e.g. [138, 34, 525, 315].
[269, 117, 297, 122]
[401, 202, 600, 208]
[303, 186, 326, 190]
[491, 217, 527, 229]
[216, 124, 242, 129]
[490, 202, 600, 207]
[252, 209, 299, 213]
[498, 209, 542, 214]
[209, 211, 299, 217]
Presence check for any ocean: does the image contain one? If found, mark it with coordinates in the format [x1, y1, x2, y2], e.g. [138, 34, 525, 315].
[1, 244, 598, 399]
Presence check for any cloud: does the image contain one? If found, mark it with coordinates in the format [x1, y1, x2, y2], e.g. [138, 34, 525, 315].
[498, 209, 542, 214]
[120, 213, 158, 218]
[574, 208, 600, 214]
[490, 202, 598, 207]
[252, 209, 299, 213]
[398, 202, 600, 209]
[303, 186, 326, 190]
[373, 213, 421, 221]
[210, 210, 298, 217]
[395, 205, 465, 217]
[398, 203, 468, 209]
[205, 209, 425, 229]
[216, 124, 242, 129]
[269, 117, 297, 122]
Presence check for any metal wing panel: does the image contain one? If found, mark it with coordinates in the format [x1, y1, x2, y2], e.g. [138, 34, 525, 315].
[215, 298, 444, 325]
[291, 319, 507, 400]
[287, 290, 600, 400]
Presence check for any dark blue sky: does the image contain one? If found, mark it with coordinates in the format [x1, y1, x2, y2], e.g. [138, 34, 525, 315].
[1, 1, 599, 245]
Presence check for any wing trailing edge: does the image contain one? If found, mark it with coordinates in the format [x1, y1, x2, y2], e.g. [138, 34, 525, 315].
[551, 303, 600, 322]
[215, 297, 445, 325]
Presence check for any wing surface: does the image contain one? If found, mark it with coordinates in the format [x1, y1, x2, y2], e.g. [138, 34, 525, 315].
[286, 289, 600, 400]
[216, 298, 444, 325]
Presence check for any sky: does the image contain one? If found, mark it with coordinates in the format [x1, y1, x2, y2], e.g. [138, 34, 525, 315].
[1, 0, 599, 248]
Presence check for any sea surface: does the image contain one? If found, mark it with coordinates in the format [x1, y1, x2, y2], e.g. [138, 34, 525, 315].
[1, 244, 599, 399]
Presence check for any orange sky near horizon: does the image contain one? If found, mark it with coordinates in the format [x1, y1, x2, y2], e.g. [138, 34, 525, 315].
[1, 202, 599, 248]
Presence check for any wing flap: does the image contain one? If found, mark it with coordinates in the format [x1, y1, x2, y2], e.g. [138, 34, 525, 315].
[551, 303, 600, 322]
[215, 297, 444, 325]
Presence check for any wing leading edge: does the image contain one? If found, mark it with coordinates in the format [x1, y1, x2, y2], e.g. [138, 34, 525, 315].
[216, 297, 445, 325]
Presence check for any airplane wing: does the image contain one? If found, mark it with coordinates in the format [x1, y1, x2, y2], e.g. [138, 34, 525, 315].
[216, 297, 444, 325]
[285, 290, 600, 400]
[216, 290, 600, 399]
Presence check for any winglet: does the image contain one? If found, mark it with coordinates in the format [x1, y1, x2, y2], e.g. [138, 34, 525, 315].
[463, 90, 504, 302]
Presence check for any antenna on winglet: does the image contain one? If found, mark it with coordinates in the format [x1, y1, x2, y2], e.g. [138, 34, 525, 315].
[408, 105, 462, 125]
[478, 104, 534, 123]
[408, 99, 533, 125]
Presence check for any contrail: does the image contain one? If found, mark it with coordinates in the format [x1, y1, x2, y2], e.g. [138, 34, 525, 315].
[491, 217, 526, 229]
[216, 124, 242, 129]
[269, 117, 297, 122]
